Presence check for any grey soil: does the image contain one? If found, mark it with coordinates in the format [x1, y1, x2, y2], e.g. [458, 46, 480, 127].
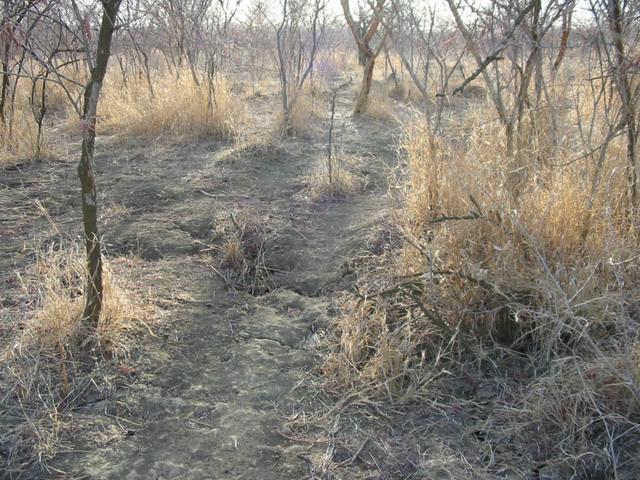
[1, 93, 402, 479]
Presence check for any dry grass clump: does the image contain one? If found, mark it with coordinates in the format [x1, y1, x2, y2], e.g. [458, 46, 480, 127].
[219, 134, 286, 165]
[289, 90, 321, 136]
[0, 103, 51, 166]
[207, 210, 274, 295]
[0, 243, 151, 475]
[244, 76, 281, 99]
[358, 111, 637, 363]
[387, 76, 425, 103]
[472, 342, 640, 476]
[96, 69, 244, 139]
[363, 84, 396, 121]
[19, 245, 147, 354]
[308, 155, 362, 202]
[0, 67, 86, 166]
[324, 295, 439, 390]
[273, 86, 323, 138]
[324, 92, 640, 475]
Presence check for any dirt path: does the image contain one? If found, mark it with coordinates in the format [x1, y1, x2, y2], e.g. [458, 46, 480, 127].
[0, 96, 401, 478]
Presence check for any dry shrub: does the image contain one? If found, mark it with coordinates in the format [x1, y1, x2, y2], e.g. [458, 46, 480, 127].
[324, 296, 438, 390]
[245, 76, 281, 99]
[387, 76, 424, 103]
[315, 50, 353, 79]
[221, 237, 245, 269]
[329, 99, 639, 385]
[0, 244, 151, 474]
[274, 86, 322, 138]
[209, 210, 273, 294]
[494, 351, 640, 475]
[308, 155, 361, 202]
[0, 104, 50, 166]
[220, 137, 285, 166]
[0, 65, 87, 166]
[289, 90, 320, 136]
[364, 84, 396, 121]
[19, 245, 147, 355]
[95, 69, 244, 139]
[325, 91, 640, 474]
[397, 107, 638, 349]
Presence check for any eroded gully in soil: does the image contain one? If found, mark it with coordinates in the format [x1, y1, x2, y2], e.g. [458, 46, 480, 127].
[38, 108, 400, 479]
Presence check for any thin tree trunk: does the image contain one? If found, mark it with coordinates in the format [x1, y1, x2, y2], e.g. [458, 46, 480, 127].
[609, 0, 638, 215]
[141, 50, 154, 98]
[78, 0, 121, 330]
[0, 54, 10, 122]
[552, 1, 574, 76]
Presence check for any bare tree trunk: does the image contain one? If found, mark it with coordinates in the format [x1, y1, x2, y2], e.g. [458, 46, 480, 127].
[78, 0, 121, 330]
[138, 49, 154, 98]
[552, 0, 574, 75]
[608, 0, 638, 215]
[354, 56, 375, 115]
[118, 56, 128, 89]
[0, 52, 10, 122]
[341, 0, 386, 116]
[187, 50, 201, 87]
[327, 90, 337, 185]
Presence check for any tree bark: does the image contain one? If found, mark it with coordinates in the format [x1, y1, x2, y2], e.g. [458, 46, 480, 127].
[608, 0, 638, 215]
[341, 0, 386, 116]
[354, 55, 375, 115]
[552, 0, 574, 75]
[0, 54, 10, 122]
[78, 0, 121, 330]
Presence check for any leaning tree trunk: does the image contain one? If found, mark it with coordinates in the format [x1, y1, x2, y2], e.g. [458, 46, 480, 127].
[354, 55, 375, 115]
[78, 0, 121, 330]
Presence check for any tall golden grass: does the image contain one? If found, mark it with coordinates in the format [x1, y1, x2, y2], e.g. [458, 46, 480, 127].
[1, 64, 247, 166]
[328, 91, 638, 377]
[96, 69, 245, 139]
[272, 84, 324, 138]
[0, 109, 47, 165]
[0, 68, 84, 166]
[325, 74, 640, 473]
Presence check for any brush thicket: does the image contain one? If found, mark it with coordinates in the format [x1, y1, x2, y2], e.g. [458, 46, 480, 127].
[325, 72, 640, 474]
[96, 68, 244, 139]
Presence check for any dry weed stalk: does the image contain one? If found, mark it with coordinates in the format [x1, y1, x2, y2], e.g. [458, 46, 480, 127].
[0, 102, 51, 166]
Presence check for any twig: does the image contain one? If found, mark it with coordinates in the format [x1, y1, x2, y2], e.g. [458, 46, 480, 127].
[429, 211, 481, 224]
[339, 438, 371, 467]
[184, 418, 216, 430]
[209, 265, 233, 289]
[355, 279, 422, 300]
[403, 288, 452, 335]
[198, 190, 249, 199]
[273, 429, 321, 445]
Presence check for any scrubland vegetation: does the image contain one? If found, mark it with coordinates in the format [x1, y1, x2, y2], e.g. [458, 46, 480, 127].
[1, 0, 639, 478]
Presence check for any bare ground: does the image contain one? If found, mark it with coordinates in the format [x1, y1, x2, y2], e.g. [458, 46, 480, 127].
[1, 91, 407, 479]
